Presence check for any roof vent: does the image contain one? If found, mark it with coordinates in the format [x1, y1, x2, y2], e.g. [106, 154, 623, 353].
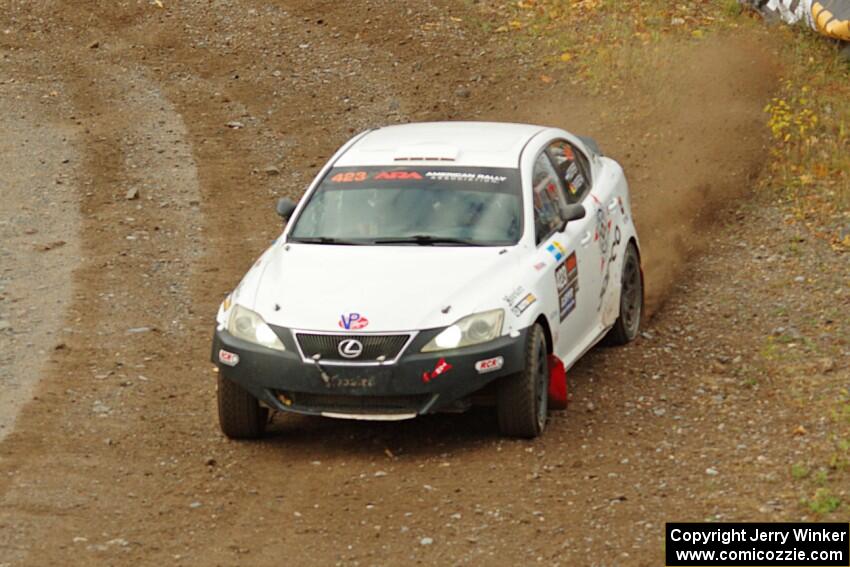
[394, 156, 456, 162]
[392, 144, 458, 162]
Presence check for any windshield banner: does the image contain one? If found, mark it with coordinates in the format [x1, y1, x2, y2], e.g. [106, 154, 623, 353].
[324, 166, 521, 194]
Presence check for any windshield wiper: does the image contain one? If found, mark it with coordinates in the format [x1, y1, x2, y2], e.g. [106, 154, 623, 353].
[371, 235, 489, 246]
[288, 236, 371, 245]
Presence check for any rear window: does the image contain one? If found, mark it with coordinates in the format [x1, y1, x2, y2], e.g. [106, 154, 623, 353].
[289, 166, 523, 246]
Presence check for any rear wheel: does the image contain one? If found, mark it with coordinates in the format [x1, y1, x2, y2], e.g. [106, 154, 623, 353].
[605, 242, 643, 346]
[217, 374, 268, 439]
[497, 324, 548, 438]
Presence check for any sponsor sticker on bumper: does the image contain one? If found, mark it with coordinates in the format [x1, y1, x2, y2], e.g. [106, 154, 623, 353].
[218, 349, 240, 367]
[422, 358, 452, 383]
[475, 356, 504, 374]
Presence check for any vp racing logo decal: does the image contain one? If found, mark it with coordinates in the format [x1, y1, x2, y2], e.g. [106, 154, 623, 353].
[339, 312, 369, 330]
[337, 339, 364, 359]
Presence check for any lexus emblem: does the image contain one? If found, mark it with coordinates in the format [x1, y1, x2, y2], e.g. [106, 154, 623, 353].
[338, 338, 363, 359]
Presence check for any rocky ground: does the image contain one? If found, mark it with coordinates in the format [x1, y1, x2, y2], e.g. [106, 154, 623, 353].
[0, 1, 847, 565]
[0, 81, 80, 440]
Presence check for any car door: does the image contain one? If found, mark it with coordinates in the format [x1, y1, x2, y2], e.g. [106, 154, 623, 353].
[543, 140, 605, 363]
[530, 149, 598, 364]
[558, 140, 622, 330]
[588, 157, 624, 330]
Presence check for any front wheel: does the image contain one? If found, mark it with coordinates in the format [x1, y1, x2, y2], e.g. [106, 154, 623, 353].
[497, 324, 548, 438]
[217, 374, 268, 439]
[605, 241, 643, 346]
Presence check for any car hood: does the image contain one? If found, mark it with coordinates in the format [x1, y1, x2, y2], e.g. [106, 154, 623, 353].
[252, 243, 521, 332]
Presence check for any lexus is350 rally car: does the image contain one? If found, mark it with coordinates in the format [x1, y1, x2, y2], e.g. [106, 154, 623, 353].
[212, 122, 643, 439]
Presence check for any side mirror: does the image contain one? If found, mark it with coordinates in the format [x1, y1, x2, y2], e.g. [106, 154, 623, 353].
[559, 204, 586, 231]
[276, 197, 297, 221]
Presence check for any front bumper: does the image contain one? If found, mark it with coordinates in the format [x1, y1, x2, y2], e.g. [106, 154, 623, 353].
[211, 324, 528, 419]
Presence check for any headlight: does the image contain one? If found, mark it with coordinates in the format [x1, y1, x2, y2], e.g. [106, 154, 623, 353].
[227, 305, 286, 351]
[421, 309, 504, 352]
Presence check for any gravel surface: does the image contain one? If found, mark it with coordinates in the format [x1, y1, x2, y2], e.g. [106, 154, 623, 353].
[0, 1, 847, 565]
[0, 77, 80, 441]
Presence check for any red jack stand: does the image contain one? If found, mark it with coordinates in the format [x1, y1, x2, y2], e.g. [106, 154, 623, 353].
[547, 354, 568, 410]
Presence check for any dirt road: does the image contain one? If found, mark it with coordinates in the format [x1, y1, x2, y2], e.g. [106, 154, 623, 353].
[1, 1, 847, 565]
[0, 83, 81, 440]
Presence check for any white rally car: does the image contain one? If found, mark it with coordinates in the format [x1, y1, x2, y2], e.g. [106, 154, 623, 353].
[213, 122, 642, 439]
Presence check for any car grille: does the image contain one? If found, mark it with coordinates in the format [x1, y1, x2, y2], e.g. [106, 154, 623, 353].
[295, 333, 411, 363]
[281, 391, 429, 414]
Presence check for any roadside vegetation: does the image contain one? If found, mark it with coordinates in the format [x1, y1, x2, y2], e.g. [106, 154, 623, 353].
[763, 34, 850, 251]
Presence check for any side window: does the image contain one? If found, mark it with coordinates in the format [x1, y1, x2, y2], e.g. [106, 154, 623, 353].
[546, 140, 592, 204]
[532, 153, 568, 245]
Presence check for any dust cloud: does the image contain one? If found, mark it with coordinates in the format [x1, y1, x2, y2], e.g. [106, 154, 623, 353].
[504, 36, 780, 314]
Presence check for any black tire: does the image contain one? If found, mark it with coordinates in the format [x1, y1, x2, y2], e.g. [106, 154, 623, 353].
[217, 374, 268, 439]
[497, 324, 548, 438]
[605, 241, 643, 346]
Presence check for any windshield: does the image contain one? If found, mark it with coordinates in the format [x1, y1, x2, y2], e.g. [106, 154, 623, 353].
[288, 166, 522, 246]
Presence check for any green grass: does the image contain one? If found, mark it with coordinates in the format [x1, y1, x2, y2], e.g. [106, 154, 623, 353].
[722, 0, 743, 17]
[805, 487, 842, 514]
[791, 462, 810, 480]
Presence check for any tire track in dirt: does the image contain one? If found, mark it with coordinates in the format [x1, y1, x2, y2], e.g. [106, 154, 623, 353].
[0, 75, 81, 442]
[0, 58, 203, 562]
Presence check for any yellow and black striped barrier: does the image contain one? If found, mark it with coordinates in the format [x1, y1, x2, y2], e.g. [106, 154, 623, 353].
[741, 0, 850, 42]
[812, 0, 850, 41]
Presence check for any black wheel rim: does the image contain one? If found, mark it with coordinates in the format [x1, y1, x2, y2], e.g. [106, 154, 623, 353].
[535, 339, 548, 431]
[620, 252, 642, 338]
